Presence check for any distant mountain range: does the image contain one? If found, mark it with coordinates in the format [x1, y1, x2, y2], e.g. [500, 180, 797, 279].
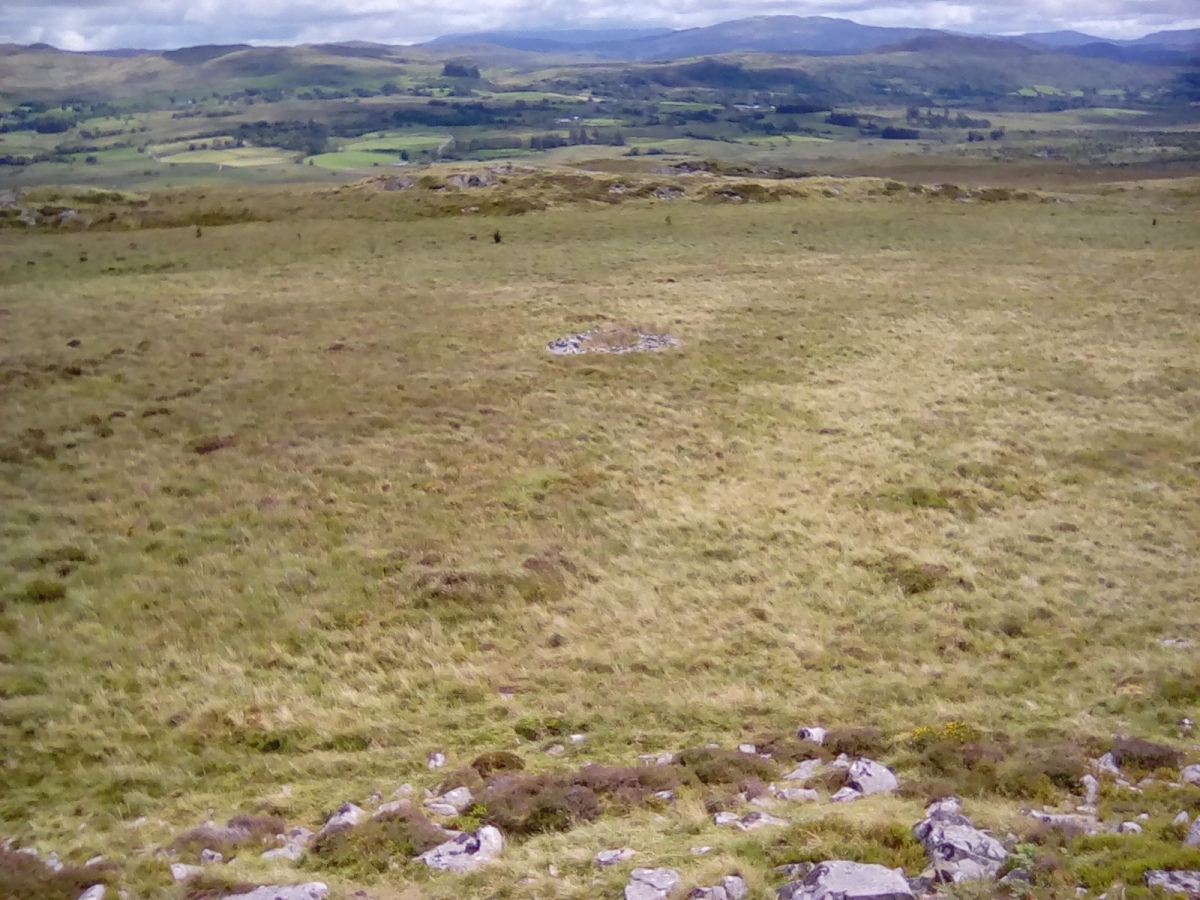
[6, 16, 1199, 66]
[423, 16, 1200, 64]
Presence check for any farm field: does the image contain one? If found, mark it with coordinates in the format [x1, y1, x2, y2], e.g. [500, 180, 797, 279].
[2, 165, 1199, 898]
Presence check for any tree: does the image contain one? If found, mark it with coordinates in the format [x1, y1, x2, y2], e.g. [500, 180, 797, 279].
[442, 62, 480, 79]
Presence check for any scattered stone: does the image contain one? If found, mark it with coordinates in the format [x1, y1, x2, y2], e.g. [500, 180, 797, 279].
[776, 864, 812, 879]
[831, 787, 863, 803]
[596, 848, 637, 867]
[653, 187, 684, 202]
[78, 886, 106, 900]
[548, 864, 560, 877]
[47, 851, 64, 872]
[714, 812, 741, 826]
[1158, 638, 1194, 649]
[639, 752, 675, 766]
[692, 846, 714, 855]
[1118, 822, 1143, 834]
[1175, 811, 1191, 827]
[1082, 774, 1099, 806]
[570, 734, 587, 744]
[1137, 813, 1150, 821]
[1185, 818, 1200, 849]
[847, 759, 898, 797]
[1182, 765, 1200, 786]
[1094, 753, 1120, 776]
[438, 787, 474, 812]
[783, 760, 824, 783]
[1144, 871, 1200, 895]
[653, 790, 677, 803]
[739, 743, 757, 755]
[446, 172, 497, 189]
[544, 744, 567, 757]
[829, 754, 852, 770]
[798, 727, 827, 745]
[736, 811, 789, 831]
[548, 329, 683, 357]
[374, 800, 412, 819]
[393, 784, 416, 799]
[169, 863, 204, 882]
[86, 856, 106, 867]
[261, 844, 304, 863]
[318, 803, 363, 838]
[428, 751, 447, 770]
[776, 787, 820, 804]
[1182, 718, 1194, 736]
[625, 867, 681, 900]
[913, 797, 1008, 884]
[200, 848, 224, 864]
[222, 886, 329, 900]
[778, 860, 915, 900]
[418, 826, 504, 873]
[750, 795, 779, 809]
[689, 875, 748, 900]
[1024, 810, 1101, 836]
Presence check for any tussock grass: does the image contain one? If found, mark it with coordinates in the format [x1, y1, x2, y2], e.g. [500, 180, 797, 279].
[0, 175, 1198, 897]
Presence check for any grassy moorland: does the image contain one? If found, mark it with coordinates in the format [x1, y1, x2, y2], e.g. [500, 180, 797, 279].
[1, 167, 1199, 898]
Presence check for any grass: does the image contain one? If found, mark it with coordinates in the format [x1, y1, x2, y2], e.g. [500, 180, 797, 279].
[159, 148, 296, 168]
[0, 169, 1198, 898]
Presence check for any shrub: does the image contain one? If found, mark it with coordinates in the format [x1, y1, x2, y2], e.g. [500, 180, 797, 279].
[171, 815, 284, 861]
[471, 751, 525, 777]
[1068, 833, 1200, 890]
[824, 728, 887, 757]
[0, 850, 114, 900]
[1110, 737, 1183, 772]
[307, 807, 444, 873]
[479, 772, 600, 835]
[9, 579, 67, 604]
[675, 747, 778, 785]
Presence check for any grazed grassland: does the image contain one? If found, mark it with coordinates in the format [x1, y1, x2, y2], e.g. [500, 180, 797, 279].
[1, 174, 1199, 898]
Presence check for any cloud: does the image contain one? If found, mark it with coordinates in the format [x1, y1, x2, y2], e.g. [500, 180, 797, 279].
[1, 0, 1197, 50]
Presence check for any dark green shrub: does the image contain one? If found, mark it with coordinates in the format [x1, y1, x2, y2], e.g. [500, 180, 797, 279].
[675, 748, 777, 785]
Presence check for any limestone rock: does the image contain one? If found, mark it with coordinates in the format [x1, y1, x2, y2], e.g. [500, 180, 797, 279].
[1174, 811, 1191, 828]
[428, 751, 447, 769]
[374, 799, 413, 818]
[831, 787, 863, 803]
[689, 875, 748, 900]
[777, 861, 915, 900]
[418, 826, 503, 873]
[736, 811, 788, 831]
[913, 797, 1007, 883]
[317, 803, 363, 838]
[1081, 774, 1099, 806]
[625, 867, 681, 900]
[739, 744, 758, 755]
[596, 848, 637, 867]
[1185, 818, 1200, 849]
[221, 885, 329, 900]
[1024, 810, 1101, 836]
[1118, 822, 1143, 834]
[776, 787, 820, 804]
[1094, 753, 1120, 776]
[46, 851, 64, 872]
[847, 759, 898, 797]
[78, 887, 106, 900]
[783, 760, 824, 783]
[1182, 765, 1200, 786]
[1144, 871, 1200, 895]
[201, 849, 224, 864]
[169, 863, 204, 882]
[692, 846, 714, 855]
[713, 812, 740, 826]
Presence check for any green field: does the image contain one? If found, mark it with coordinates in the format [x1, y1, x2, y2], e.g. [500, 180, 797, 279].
[159, 147, 296, 167]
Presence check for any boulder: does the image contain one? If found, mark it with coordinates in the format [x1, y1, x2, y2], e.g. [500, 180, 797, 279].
[777, 861, 915, 900]
[689, 875, 748, 900]
[847, 759, 898, 797]
[596, 848, 636, 867]
[625, 868, 681, 900]
[374, 799, 412, 818]
[77, 887, 106, 900]
[783, 760, 824, 783]
[1094, 753, 1120, 776]
[736, 811, 788, 831]
[417, 825, 503, 873]
[200, 849, 224, 864]
[1119, 821, 1143, 834]
[912, 797, 1007, 883]
[221, 885, 329, 900]
[1185, 818, 1200, 849]
[798, 728, 827, 745]
[262, 827, 313, 863]
[1081, 774, 1099, 806]
[831, 787, 863, 803]
[1182, 764, 1200, 786]
[1144, 871, 1200, 894]
[317, 803, 363, 838]
[169, 863, 204, 882]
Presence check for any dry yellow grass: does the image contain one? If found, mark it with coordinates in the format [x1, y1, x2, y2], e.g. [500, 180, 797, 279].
[1, 174, 1198, 897]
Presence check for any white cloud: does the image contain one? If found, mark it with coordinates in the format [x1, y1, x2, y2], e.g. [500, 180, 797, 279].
[1, 0, 1196, 50]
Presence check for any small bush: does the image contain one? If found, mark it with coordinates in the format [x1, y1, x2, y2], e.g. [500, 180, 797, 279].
[513, 714, 572, 741]
[171, 815, 284, 861]
[1110, 737, 1183, 772]
[574, 763, 693, 810]
[9, 579, 67, 604]
[0, 850, 114, 900]
[191, 435, 234, 455]
[676, 747, 778, 785]
[307, 807, 445, 873]
[471, 751, 525, 777]
[824, 728, 887, 758]
[479, 772, 600, 835]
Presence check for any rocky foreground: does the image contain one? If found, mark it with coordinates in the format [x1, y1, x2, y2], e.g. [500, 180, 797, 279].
[6, 725, 1200, 899]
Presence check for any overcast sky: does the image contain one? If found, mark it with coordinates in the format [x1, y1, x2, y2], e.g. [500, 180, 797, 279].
[3, 0, 1198, 51]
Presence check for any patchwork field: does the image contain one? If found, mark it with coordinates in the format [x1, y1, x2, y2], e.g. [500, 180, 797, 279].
[1, 169, 1199, 898]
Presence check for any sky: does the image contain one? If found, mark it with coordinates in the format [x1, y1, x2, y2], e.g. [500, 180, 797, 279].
[2, 0, 1198, 51]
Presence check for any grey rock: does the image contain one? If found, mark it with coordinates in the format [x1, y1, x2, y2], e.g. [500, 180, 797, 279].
[1185, 818, 1200, 849]
[750, 795, 779, 809]
[1082, 774, 1100, 806]
[47, 851, 64, 872]
[393, 784, 415, 799]
[1182, 764, 1200, 786]
[169, 863, 204, 883]
[831, 787, 864, 803]
[548, 864, 560, 877]
[418, 826, 503, 872]
[784, 760, 824, 783]
[596, 848, 636, 867]
[737, 811, 788, 831]
[830, 754, 852, 770]
[692, 846, 714, 855]
[446, 172, 496, 189]
[1024, 810, 1101, 836]
[374, 799, 413, 818]
[653, 790, 677, 802]
[847, 759, 898, 797]
[1118, 822, 1142, 834]
[86, 856, 106, 867]
[548, 330, 682, 357]
[18, 209, 38, 227]
[713, 812, 741, 826]
[428, 751, 447, 769]
[689, 875, 748, 900]
[1159, 638, 1195, 649]
[222, 885, 330, 900]
[432, 786, 473, 813]
[1144, 871, 1200, 894]
[1095, 753, 1121, 776]
[318, 803, 363, 838]
[1137, 813, 1150, 821]
[798, 728, 827, 745]
[777, 860, 915, 900]
[261, 844, 304, 863]
[625, 867, 681, 900]
[78, 887, 106, 900]
[544, 744, 567, 757]
[200, 849, 224, 864]
[1175, 811, 1192, 827]
[776, 864, 812, 878]
[913, 797, 1007, 883]
[776, 787, 820, 804]
[739, 743, 758, 755]
[570, 733, 587, 744]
